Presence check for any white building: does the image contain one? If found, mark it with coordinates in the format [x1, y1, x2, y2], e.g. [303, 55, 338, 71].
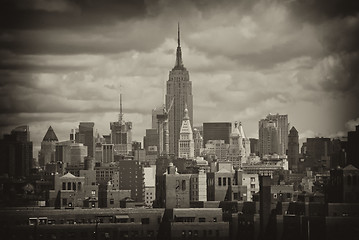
[178, 107, 194, 159]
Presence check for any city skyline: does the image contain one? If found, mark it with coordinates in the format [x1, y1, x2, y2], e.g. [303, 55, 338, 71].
[1, 0, 359, 155]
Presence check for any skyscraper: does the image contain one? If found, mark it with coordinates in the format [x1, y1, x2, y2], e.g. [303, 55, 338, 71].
[78, 122, 95, 157]
[266, 114, 289, 155]
[166, 24, 193, 157]
[110, 94, 132, 156]
[259, 119, 278, 156]
[288, 126, 299, 172]
[0, 125, 33, 177]
[39, 126, 58, 167]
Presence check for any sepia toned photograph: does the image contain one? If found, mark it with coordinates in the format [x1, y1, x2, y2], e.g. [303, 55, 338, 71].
[0, 0, 358, 239]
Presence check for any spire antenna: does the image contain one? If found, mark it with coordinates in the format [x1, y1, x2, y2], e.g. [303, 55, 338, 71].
[178, 22, 180, 47]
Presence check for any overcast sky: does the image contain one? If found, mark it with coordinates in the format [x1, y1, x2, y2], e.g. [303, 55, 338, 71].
[1, 0, 359, 156]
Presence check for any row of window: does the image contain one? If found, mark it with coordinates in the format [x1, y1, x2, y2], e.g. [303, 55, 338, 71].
[181, 229, 220, 237]
[218, 177, 231, 186]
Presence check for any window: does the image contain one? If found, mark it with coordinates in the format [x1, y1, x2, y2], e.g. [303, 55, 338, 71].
[213, 217, 217, 222]
[73, 182, 76, 191]
[110, 199, 114, 205]
[182, 180, 186, 191]
[141, 218, 150, 224]
[62, 182, 66, 190]
[130, 218, 134, 223]
[251, 177, 255, 182]
[92, 190, 96, 195]
[199, 218, 206, 222]
[67, 182, 71, 190]
[273, 193, 277, 199]
[218, 177, 222, 186]
[182, 230, 186, 238]
[251, 184, 255, 189]
[223, 177, 226, 186]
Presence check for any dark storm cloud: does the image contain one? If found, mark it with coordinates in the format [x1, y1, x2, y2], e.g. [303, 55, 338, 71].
[0, 0, 150, 30]
[285, 0, 359, 97]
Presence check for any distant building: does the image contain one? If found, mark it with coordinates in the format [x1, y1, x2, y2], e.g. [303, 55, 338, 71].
[288, 126, 299, 172]
[178, 107, 195, 159]
[203, 122, 232, 147]
[265, 114, 288, 155]
[77, 122, 95, 157]
[39, 126, 58, 167]
[259, 118, 278, 156]
[237, 171, 259, 201]
[249, 138, 259, 156]
[0, 125, 33, 177]
[110, 95, 132, 156]
[102, 144, 114, 164]
[49, 172, 98, 208]
[193, 128, 203, 157]
[116, 159, 145, 203]
[328, 164, 359, 203]
[166, 25, 193, 157]
[144, 165, 156, 207]
[227, 122, 250, 168]
[190, 169, 207, 201]
[303, 137, 332, 172]
[347, 125, 359, 168]
[204, 140, 228, 162]
[156, 163, 191, 208]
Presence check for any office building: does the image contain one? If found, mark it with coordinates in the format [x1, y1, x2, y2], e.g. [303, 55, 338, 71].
[203, 122, 232, 146]
[288, 126, 299, 172]
[266, 114, 289, 155]
[39, 126, 58, 167]
[347, 125, 359, 168]
[259, 118, 278, 156]
[204, 140, 229, 162]
[0, 125, 33, 177]
[77, 122, 95, 157]
[166, 24, 193, 157]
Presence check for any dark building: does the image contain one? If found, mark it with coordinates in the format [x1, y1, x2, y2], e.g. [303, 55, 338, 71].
[328, 164, 359, 203]
[203, 122, 232, 147]
[301, 137, 332, 172]
[288, 126, 299, 172]
[347, 125, 359, 168]
[117, 158, 145, 203]
[249, 138, 259, 156]
[0, 125, 33, 177]
[77, 122, 95, 158]
[166, 24, 193, 157]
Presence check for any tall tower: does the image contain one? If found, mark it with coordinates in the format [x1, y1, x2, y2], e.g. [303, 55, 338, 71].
[110, 94, 132, 156]
[266, 114, 289, 155]
[166, 23, 193, 157]
[288, 126, 299, 172]
[178, 106, 194, 159]
[259, 119, 278, 157]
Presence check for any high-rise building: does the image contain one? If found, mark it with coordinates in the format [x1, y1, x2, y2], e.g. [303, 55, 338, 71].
[249, 138, 259, 156]
[77, 122, 95, 157]
[166, 24, 193, 157]
[288, 126, 299, 172]
[259, 119, 278, 157]
[265, 114, 289, 155]
[39, 126, 58, 167]
[0, 125, 33, 177]
[304, 137, 332, 172]
[178, 107, 194, 159]
[110, 94, 132, 156]
[152, 106, 163, 130]
[347, 125, 359, 168]
[203, 122, 232, 147]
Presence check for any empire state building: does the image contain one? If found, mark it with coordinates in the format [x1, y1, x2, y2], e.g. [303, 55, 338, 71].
[166, 24, 193, 157]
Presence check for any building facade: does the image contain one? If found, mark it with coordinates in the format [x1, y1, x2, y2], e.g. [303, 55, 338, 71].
[203, 122, 232, 147]
[288, 126, 299, 172]
[166, 25, 193, 157]
[178, 107, 195, 159]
